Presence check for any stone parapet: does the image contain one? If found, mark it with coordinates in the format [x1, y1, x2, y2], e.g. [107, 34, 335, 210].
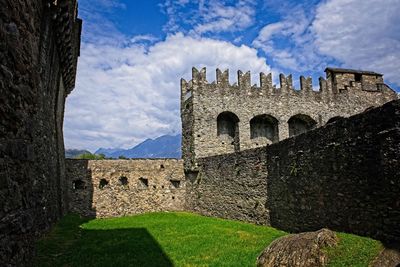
[66, 159, 186, 218]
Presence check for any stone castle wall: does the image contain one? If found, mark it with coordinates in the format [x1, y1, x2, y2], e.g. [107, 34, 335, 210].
[66, 159, 186, 218]
[181, 68, 397, 170]
[185, 147, 269, 224]
[1, 1, 397, 264]
[0, 1, 81, 266]
[185, 100, 400, 242]
[266, 99, 400, 242]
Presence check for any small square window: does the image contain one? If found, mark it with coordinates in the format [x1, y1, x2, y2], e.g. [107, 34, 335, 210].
[99, 179, 109, 189]
[170, 180, 181, 189]
[72, 180, 85, 190]
[139, 177, 148, 188]
[119, 176, 128, 186]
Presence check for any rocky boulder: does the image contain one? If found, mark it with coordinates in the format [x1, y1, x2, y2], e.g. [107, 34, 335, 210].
[257, 229, 338, 267]
[371, 243, 400, 267]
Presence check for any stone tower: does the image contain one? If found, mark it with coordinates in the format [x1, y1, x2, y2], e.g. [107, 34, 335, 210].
[181, 67, 397, 171]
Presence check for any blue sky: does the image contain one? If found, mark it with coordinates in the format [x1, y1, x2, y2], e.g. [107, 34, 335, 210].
[64, 0, 400, 151]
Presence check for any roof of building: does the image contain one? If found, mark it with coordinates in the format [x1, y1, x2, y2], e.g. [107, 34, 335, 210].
[325, 67, 383, 76]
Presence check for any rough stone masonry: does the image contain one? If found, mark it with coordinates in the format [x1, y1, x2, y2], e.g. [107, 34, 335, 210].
[184, 99, 400, 242]
[181, 67, 397, 171]
[0, 1, 81, 266]
[1, 0, 399, 265]
[66, 159, 186, 218]
[180, 66, 399, 242]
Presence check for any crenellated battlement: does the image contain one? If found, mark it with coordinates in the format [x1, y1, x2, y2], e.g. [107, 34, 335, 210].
[181, 67, 395, 97]
[181, 67, 333, 95]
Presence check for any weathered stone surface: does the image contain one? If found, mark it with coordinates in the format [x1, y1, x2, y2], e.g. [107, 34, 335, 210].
[0, 1, 81, 266]
[1, 2, 398, 265]
[66, 159, 186, 217]
[267, 99, 400, 242]
[181, 67, 397, 171]
[185, 147, 269, 224]
[371, 243, 400, 267]
[185, 100, 400, 242]
[256, 229, 338, 267]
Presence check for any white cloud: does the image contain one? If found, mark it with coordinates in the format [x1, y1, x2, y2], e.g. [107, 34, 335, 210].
[191, 0, 256, 35]
[161, 0, 257, 35]
[97, 0, 126, 9]
[160, 0, 190, 33]
[64, 33, 270, 151]
[252, 7, 327, 72]
[130, 34, 159, 44]
[79, 0, 126, 44]
[252, 0, 399, 89]
[254, 22, 285, 42]
[312, 0, 400, 86]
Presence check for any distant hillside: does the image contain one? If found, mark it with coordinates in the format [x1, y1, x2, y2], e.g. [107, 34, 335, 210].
[65, 149, 91, 159]
[95, 148, 123, 156]
[95, 134, 181, 159]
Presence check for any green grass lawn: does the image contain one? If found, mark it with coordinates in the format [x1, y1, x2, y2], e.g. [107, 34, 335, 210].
[34, 212, 382, 267]
[325, 232, 383, 267]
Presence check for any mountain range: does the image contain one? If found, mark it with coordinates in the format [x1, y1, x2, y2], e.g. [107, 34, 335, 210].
[94, 134, 181, 158]
[65, 149, 91, 158]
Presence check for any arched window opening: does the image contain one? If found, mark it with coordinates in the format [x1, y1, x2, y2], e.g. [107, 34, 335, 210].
[250, 115, 279, 143]
[217, 111, 240, 151]
[217, 111, 239, 138]
[119, 176, 128, 186]
[326, 116, 344, 124]
[99, 179, 109, 189]
[72, 180, 85, 190]
[288, 114, 317, 137]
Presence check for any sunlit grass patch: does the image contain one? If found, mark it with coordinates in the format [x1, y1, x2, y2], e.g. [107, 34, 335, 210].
[325, 232, 383, 267]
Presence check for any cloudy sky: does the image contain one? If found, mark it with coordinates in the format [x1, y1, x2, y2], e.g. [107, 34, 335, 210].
[64, 0, 400, 152]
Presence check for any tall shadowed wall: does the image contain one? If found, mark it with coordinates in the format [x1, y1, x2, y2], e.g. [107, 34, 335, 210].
[0, 1, 81, 265]
[266, 99, 400, 242]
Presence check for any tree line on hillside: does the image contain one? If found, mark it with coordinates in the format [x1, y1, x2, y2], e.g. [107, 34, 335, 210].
[75, 153, 128, 160]
[65, 149, 129, 160]
[76, 153, 129, 160]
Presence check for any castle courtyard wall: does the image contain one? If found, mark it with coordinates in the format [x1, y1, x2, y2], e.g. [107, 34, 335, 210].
[185, 100, 400, 242]
[0, 1, 81, 265]
[185, 147, 269, 224]
[66, 159, 186, 217]
[2, 1, 398, 266]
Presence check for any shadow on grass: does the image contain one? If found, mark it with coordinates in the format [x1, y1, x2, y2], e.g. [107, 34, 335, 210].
[35, 215, 173, 267]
